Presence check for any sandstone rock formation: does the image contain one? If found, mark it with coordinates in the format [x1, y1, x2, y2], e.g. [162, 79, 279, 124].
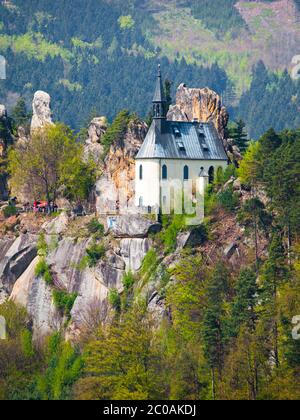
[112, 215, 161, 238]
[167, 83, 241, 163]
[42, 212, 69, 235]
[0, 234, 37, 293]
[4, 211, 155, 339]
[31, 91, 53, 132]
[84, 117, 108, 163]
[168, 84, 229, 139]
[95, 118, 147, 214]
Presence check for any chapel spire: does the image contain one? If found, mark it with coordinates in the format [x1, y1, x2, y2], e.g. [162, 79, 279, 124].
[152, 64, 166, 122]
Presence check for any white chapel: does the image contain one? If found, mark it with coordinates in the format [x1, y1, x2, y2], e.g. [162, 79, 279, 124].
[135, 66, 228, 210]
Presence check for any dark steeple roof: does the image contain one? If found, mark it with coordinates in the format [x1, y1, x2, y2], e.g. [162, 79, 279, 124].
[153, 64, 166, 104]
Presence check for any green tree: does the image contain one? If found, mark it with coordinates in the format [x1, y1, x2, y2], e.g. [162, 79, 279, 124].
[100, 110, 133, 156]
[202, 263, 230, 399]
[237, 141, 262, 190]
[229, 119, 249, 153]
[229, 268, 258, 337]
[75, 306, 166, 400]
[8, 123, 95, 203]
[11, 97, 31, 130]
[36, 333, 82, 400]
[264, 134, 300, 253]
[261, 232, 289, 368]
[238, 198, 271, 266]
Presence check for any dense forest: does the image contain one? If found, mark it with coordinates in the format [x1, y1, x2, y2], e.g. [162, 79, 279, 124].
[0, 123, 300, 400]
[0, 0, 300, 138]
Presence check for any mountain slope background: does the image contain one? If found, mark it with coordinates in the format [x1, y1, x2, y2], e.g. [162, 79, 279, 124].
[0, 0, 300, 138]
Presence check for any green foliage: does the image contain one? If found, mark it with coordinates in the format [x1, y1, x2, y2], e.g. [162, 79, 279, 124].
[122, 271, 135, 292]
[85, 242, 105, 267]
[36, 333, 83, 400]
[108, 289, 121, 313]
[2, 205, 17, 218]
[237, 141, 262, 188]
[160, 214, 186, 254]
[0, 302, 40, 400]
[217, 187, 239, 213]
[237, 63, 300, 139]
[52, 290, 77, 319]
[100, 110, 132, 156]
[74, 307, 166, 400]
[140, 248, 160, 279]
[87, 218, 104, 239]
[37, 232, 48, 256]
[8, 123, 95, 204]
[118, 15, 135, 30]
[202, 263, 230, 373]
[228, 119, 249, 153]
[11, 97, 31, 132]
[228, 268, 258, 337]
[35, 258, 53, 285]
[191, 0, 246, 37]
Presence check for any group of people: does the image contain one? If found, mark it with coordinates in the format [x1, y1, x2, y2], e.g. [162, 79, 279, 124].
[21, 200, 58, 214]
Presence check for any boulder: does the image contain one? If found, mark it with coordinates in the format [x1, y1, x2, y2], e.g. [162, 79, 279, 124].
[42, 212, 69, 235]
[224, 242, 238, 259]
[176, 225, 208, 250]
[112, 215, 161, 238]
[31, 91, 53, 132]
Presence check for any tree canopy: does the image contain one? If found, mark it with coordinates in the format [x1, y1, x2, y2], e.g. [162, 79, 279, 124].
[8, 123, 95, 203]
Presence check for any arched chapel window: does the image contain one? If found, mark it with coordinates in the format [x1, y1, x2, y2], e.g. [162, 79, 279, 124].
[183, 165, 189, 181]
[162, 165, 168, 180]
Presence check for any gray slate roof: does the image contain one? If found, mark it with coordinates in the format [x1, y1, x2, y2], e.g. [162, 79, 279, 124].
[136, 120, 228, 160]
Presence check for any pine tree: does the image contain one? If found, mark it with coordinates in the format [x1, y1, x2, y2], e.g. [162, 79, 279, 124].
[261, 232, 289, 368]
[229, 268, 258, 337]
[202, 263, 230, 399]
[11, 97, 31, 130]
[229, 119, 249, 153]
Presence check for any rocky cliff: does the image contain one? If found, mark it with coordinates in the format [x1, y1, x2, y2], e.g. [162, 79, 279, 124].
[95, 118, 147, 215]
[167, 84, 242, 163]
[1, 212, 158, 340]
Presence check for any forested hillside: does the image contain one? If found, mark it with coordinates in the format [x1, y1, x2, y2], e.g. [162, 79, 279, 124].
[0, 0, 300, 137]
[1, 125, 299, 400]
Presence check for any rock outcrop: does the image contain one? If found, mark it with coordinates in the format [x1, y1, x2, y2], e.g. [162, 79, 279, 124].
[84, 117, 108, 163]
[0, 234, 37, 293]
[112, 215, 161, 238]
[167, 84, 241, 163]
[95, 118, 147, 214]
[31, 91, 53, 132]
[168, 84, 229, 139]
[5, 211, 155, 339]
